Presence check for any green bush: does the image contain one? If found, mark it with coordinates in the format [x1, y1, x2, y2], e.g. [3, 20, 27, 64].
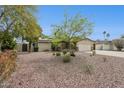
[70, 50, 75, 57]
[56, 52, 61, 56]
[62, 49, 68, 55]
[63, 53, 71, 63]
[1, 32, 16, 51]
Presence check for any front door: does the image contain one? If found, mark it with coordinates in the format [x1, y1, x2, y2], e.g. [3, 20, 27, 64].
[22, 44, 28, 52]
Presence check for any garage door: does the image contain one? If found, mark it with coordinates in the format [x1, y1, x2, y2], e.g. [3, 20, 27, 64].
[78, 45, 91, 51]
[38, 43, 51, 52]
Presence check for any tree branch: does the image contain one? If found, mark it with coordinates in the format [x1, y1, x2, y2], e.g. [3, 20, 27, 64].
[0, 12, 4, 21]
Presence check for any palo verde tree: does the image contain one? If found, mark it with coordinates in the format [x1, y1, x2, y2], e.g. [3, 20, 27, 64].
[23, 19, 42, 52]
[0, 6, 42, 51]
[52, 14, 93, 50]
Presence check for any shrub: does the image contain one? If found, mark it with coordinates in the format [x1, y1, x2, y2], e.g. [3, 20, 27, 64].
[63, 53, 71, 63]
[0, 50, 17, 83]
[1, 32, 16, 52]
[56, 52, 61, 56]
[62, 49, 68, 55]
[53, 52, 55, 56]
[113, 39, 124, 51]
[69, 50, 75, 57]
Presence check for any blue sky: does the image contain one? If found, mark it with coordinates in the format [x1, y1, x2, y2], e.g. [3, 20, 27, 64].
[36, 5, 124, 40]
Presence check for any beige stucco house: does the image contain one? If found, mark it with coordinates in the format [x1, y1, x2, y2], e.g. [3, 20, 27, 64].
[77, 38, 117, 52]
[95, 41, 115, 51]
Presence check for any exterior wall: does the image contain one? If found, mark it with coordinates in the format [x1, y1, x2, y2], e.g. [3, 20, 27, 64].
[16, 43, 22, 52]
[95, 43, 117, 51]
[38, 43, 51, 52]
[96, 44, 103, 50]
[16, 43, 34, 52]
[102, 44, 111, 50]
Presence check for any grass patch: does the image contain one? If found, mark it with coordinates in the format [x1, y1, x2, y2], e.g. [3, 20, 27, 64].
[0, 50, 17, 83]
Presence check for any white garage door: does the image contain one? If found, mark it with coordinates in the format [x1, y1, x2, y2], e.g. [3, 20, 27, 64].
[78, 44, 91, 51]
[38, 43, 51, 52]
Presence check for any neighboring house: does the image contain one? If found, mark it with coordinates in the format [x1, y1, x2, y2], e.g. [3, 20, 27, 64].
[77, 38, 95, 51]
[16, 38, 51, 52]
[95, 40, 115, 51]
[77, 38, 117, 52]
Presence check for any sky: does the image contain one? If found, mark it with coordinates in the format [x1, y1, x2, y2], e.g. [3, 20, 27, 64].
[35, 5, 124, 40]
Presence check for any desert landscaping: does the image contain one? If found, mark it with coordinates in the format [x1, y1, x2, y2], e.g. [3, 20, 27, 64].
[1, 5, 124, 88]
[0, 51, 124, 88]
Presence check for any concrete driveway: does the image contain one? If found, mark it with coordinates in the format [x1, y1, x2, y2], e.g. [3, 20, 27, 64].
[86, 50, 124, 58]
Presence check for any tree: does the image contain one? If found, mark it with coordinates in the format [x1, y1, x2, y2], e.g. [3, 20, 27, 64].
[113, 39, 124, 51]
[23, 20, 42, 52]
[0, 6, 36, 34]
[0, 6, 42, 52]
[52, 14, 93, 50]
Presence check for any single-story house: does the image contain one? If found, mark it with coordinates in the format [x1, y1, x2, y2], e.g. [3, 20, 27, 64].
[16, 38, 51, 52]
[95, 40, 115, 51]
[77, 38, 118, 52]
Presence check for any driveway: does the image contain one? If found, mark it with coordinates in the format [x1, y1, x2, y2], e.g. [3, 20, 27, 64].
[87, 50, 124, 58]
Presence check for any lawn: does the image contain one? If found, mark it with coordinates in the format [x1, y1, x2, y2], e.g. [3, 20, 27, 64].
[1, 52, 124, 88]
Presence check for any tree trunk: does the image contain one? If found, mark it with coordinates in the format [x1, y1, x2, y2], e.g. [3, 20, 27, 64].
[69, 41, 71, 50]
[29, 41, 32, 52]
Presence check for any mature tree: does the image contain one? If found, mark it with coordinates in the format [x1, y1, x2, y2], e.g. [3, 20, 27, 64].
[0, 6, 42, 51]
[0, 6, 36, 34]
[52, 14, 93, 50]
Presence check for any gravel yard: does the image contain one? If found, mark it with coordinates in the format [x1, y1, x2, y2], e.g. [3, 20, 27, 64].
[1, 52, 124, 88]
